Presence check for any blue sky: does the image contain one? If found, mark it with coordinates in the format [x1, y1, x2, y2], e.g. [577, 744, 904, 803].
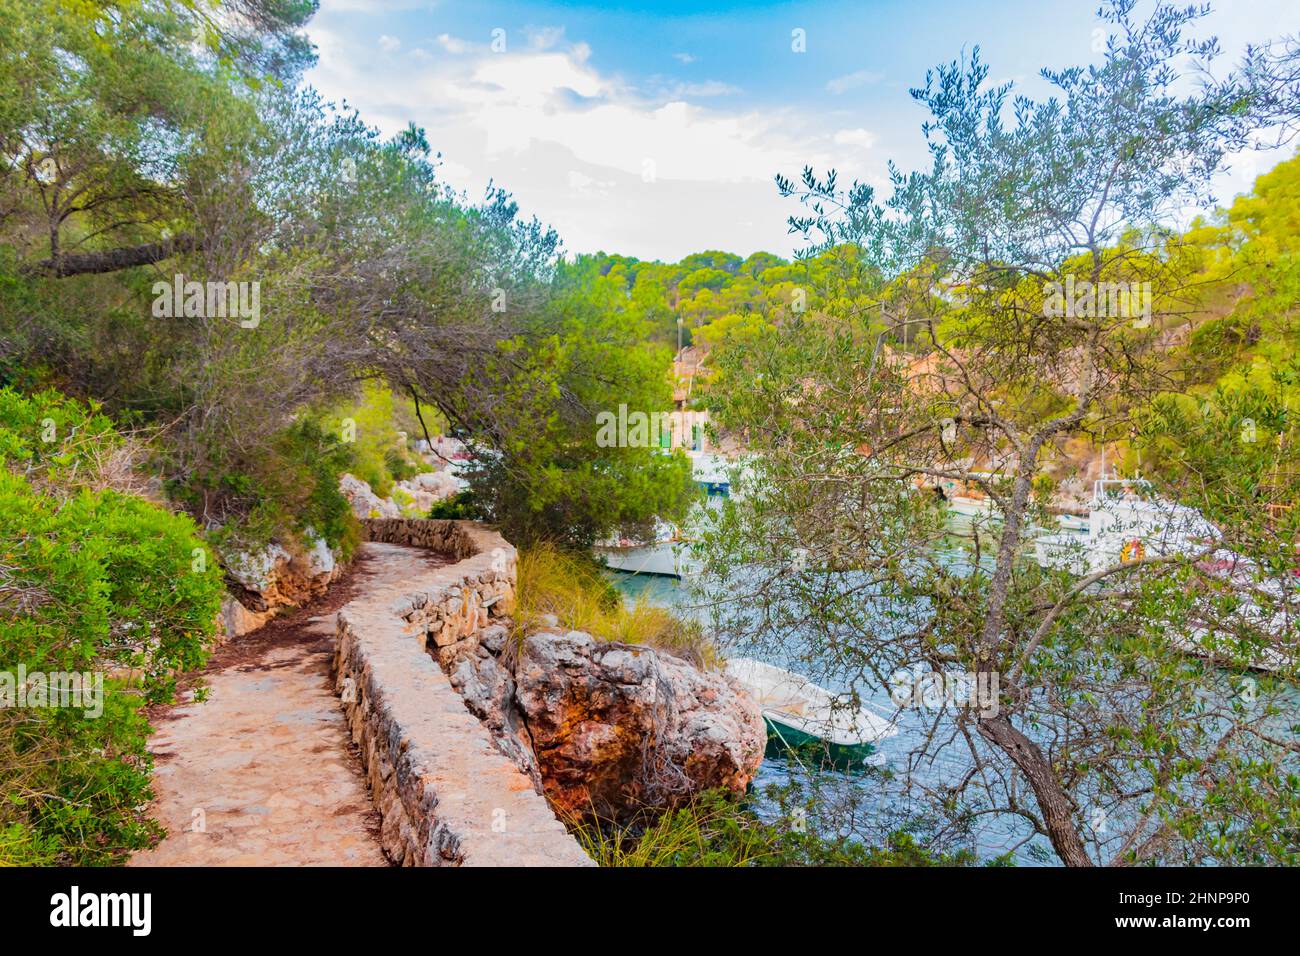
[306, 0, 1299, 261]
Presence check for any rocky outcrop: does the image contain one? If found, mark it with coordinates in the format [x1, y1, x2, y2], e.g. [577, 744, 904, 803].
[339, 470, 461, 521]
[339, 473, 401, 519]
[394, 470, 461, 513]
[515, 631, 765, 820]
[447, 623, 766, 823]
[217, 528, 342, 640]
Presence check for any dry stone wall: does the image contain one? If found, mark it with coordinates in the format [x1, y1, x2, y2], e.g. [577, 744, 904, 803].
[332, 519, 592, 867]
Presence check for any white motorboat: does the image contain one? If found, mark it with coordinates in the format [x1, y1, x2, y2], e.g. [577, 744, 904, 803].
[595, 539, 697, 577]
[1033, 477, 1219, 575]
[593, 518, 690, 577]
[595, 454, 743, 578]
[725, 658, 897, 765]
[1168, 551, 1297, 672]
[1056, 512, 1090, 532]
[947, 495, 997, 518]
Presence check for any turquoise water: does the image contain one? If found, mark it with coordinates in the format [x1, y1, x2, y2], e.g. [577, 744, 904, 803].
[608, 565, 1043, 862]
[609, 562, 1300, 865]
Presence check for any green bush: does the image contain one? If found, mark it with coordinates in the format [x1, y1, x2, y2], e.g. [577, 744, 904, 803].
[182, 417, 361, 562]
[568, 789, 978, 867]
[426, 489, 482, 520]
[0, 387, 224, 864]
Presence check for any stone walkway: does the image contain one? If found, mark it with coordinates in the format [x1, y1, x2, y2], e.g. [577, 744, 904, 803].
[129, 553, 399, 867]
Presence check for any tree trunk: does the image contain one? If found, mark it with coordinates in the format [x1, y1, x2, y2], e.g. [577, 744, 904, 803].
[25, 233, 197, 277]
[978, 714, 1092, 866]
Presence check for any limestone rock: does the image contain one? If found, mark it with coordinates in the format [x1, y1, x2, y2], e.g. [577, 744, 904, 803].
[217, 531, 342, 638]
[510, 631, 766, 822]
[339, 473, 400, 519]
[218, 592, 273, 641]
[226, 543, 290, 594]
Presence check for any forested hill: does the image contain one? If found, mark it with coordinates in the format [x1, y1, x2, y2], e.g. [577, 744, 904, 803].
[594, 150, 1300, 493]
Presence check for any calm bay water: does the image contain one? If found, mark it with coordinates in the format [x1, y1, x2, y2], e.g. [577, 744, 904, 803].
[609, 551, 1300, 865]
[608, 564, 1047, 863]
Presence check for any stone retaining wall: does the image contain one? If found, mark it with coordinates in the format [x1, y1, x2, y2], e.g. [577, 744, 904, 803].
[332, 519, 592, 867]
[359, 517, 479, 558]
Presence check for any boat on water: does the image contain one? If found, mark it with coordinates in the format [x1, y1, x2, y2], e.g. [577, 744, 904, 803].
[1055, 512, 1090, 532]
[595, 519, 698, 577]
[1033, 481, 1297, 671]
[1166, 550, 1298, 673]
[595, 452, 740, 578]
[725, 658, 897, 768]
[946, 494, 997, 518]
[1032, 477, 1219, 575]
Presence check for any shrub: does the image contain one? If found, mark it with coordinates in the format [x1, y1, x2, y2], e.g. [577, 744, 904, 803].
[426, 489, 483, 520]
[568, 789, 977, 867]
[0, 387, 224, 864]
[189, 418, 361, 562]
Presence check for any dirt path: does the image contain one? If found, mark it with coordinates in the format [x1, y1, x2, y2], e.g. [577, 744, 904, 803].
[130, 551, 401, 867]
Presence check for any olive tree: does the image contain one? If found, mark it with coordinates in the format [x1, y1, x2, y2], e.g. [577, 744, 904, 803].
[698, 0, 1300, 865]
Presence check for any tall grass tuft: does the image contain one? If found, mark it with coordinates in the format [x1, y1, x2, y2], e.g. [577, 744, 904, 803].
[567, 789, 981, 867]
[514, 543, 717, 669]
[565, 792, 781, 867]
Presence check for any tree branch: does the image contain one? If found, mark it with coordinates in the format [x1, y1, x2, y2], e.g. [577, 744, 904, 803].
[24, 233, 198, 278]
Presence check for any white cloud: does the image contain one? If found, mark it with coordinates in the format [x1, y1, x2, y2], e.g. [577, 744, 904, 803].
[525, 26, 566, 51]
[650, 78, 742, 99]
[305, 21, 883, 260]
[672, 52, 697, 64]
[833, 128, 877, 149]
[826, 69, 884, 95]
[567, 169, 616, 199]
[378, 35, 400, 53]
[436, 33, 474, 55]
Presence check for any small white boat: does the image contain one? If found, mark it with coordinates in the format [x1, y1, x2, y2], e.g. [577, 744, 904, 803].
[594, 518, 693, 577]
[947, 495, 997, 518]
[594, 460, 742, 578]
[725, 658, 897, 765]
[596, 540, 697, 577]
[1056, 512, 1090, 532]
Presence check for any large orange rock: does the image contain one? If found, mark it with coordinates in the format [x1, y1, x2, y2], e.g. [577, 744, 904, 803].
[510, 631, 766, 822]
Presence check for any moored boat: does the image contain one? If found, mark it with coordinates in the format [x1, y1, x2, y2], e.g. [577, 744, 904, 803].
[1032, 477, 1219, 575]
[725, 658, 897, 768]
[595, 453, 742, 578]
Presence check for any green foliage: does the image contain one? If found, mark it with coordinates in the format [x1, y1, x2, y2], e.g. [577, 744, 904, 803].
[576, 246, 838, 351]
[515, 543, 716, 668]
[0, 387, 224, 865]
[569, 789, 975, 867]
[174, 416, 360, 560]
[451, 256, 698, 547]
[323, 382, 428, 499]
[426, 490, 482, 521]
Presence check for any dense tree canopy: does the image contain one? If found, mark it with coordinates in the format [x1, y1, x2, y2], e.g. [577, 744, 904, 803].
[691, 0, 1300, 866]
